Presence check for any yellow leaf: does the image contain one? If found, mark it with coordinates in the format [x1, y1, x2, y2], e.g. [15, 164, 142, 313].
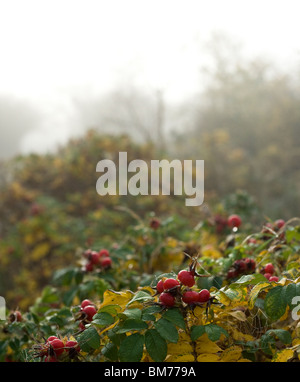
[100, 290, 134, 311]
[228, 310, 247, 322]
[168, 342, 194, 355]
[220, 346, 243, 362]
[215, 290, 232, 306]
[167, 354, 195, 362]
[196, 333, 223, 354]
[197, 353, 220, 362]
[248, 282, 271, 309]
[231, 328, 255, 342]
[272, 349, 294, 362]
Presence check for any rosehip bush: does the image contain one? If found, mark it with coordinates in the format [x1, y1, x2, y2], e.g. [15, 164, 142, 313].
[1, 215, 300, 363]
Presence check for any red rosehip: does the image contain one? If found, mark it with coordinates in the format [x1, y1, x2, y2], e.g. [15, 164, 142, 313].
[269, 276, 279, 282]
[159, 292, 175, 307]
[227, 214, 242, 228]
[177, 270, 195, 287]
[47, 336, 58, 342]
[163, 278, 180, 290]
[65, 340, 80, 353]
[85, 262, 94, 272]
[264, 263, 275, 275]
[83, 305, 97, 321]
[81, 299, 93, 309]
[156, 279, 164, 294]
[234, 259, 246, 272]
[49, 339, 65, 356]
[264, 273, 272, 280]
[79, 322, 86, 331]
[198, 289, 211, 303]
[100, 257, 112, 268]
[182, 291, 200, 305]
[275, 219, 285, 229]
[83, 249, 93, 258]
[98, 249, 110, 257]
[245, 258, 256, 271]
[14, 311, 22, 322]
[150, 218, 160, 229]
[227, 269, 238, 279]
[90, 251, 101, 265]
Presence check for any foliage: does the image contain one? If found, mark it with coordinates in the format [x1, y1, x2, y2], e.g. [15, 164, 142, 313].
[1, 212, 300, 363]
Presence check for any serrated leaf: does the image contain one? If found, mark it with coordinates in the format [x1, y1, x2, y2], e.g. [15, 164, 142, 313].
[78, 326, 100, 351]
[92, 312, 115, 326]
[145, 329, 167, 362]
[230, 273, 267, 288]
[204, 324, 228, 342]
[191, 325, 205, 341]
[118, 333, 144, 362]
[264, 286, 287, 321]
[101, 342, 119, 361]
[154, 318, 179, 343]
[119, 308, 142, 320]
[266, 329, 292, 345]
[116, 318, 148, 333]
[126, 290, 153, 306]
[162, 308, 186, 329]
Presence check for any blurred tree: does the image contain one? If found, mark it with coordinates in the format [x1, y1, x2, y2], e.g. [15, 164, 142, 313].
[0, 95, 40, 159]
[174, 34, 300, 219]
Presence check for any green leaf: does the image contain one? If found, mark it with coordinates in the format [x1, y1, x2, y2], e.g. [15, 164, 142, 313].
[283, 283, 300, 308]
[62, 286, 78, 306]
[98, 304, 120, 316]
[230, 273, 267, 288]
[145, 329, 167, 362]
[204, 324, 228, 342]
[52, 267, 75, 286]
[118, 333, 144, 362]
[191, 324, 228, 342]
[92, 312, 115, 327]
[191, 325, 205, 341]
[126, 290, 153, 306]
[264, 286, 287, 321]
[119, 308, 142, 320]
[78, 326, 100, 351]
[101, 342, 119, 361]
[260, 329, 292, 355]
[116, 318, 148, 334]
[154, 318, 179, 343]
[162, 308, 186, 329]
[197, 275, 223, 290]
[267, 329, 292, 345]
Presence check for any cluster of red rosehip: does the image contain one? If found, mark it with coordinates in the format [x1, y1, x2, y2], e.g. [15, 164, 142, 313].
[214, 214, 242, 234]
[261, 219, 285, 240]
[82, 248, 112, 272]
[226, 258, 279, 282]
[260, 262, 278, 282]
[76, 299, 97, 331]
[226, 257, 256, 279]
[155, 270, 211, 308]
[33, 335, 80, 362]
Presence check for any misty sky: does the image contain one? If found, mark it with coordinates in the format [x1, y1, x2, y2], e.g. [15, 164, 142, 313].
[1, 0, 300, 158]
